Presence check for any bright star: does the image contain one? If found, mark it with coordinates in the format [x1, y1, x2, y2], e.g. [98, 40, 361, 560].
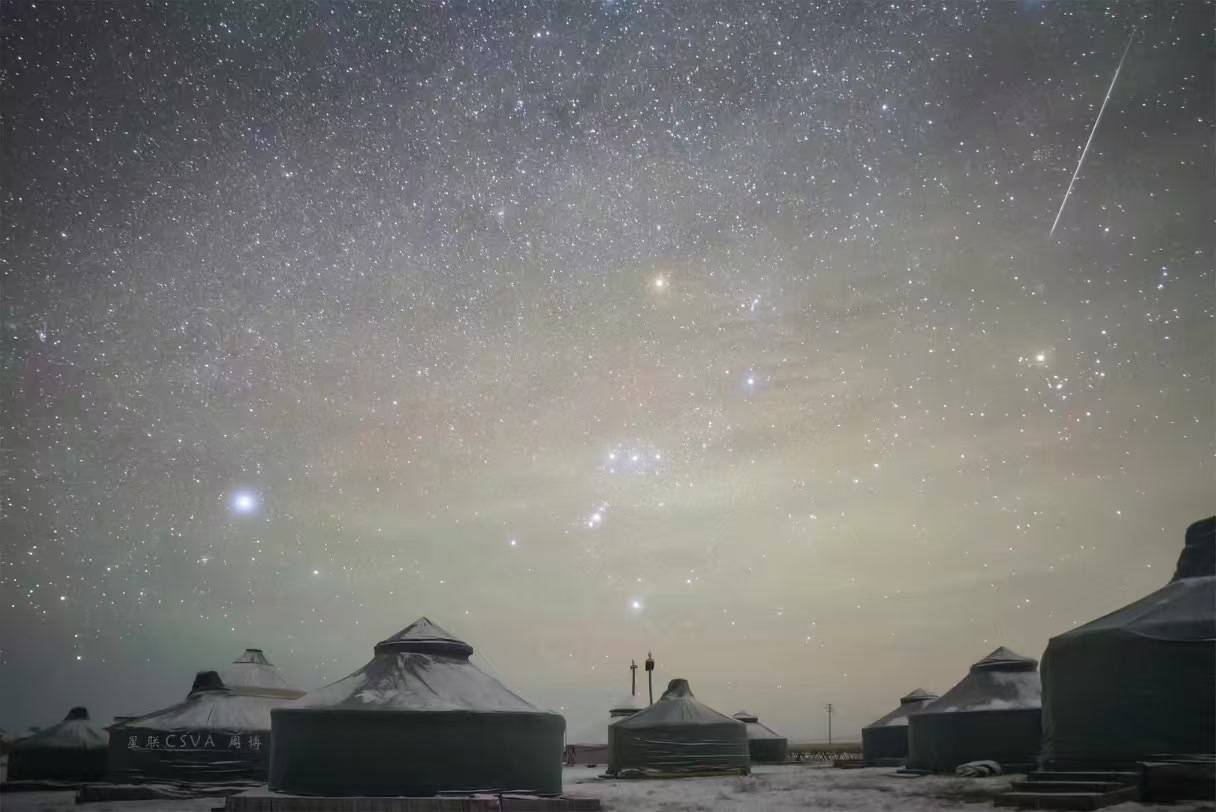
[630, 599, 643, 611]
[229, 490, 258, 515]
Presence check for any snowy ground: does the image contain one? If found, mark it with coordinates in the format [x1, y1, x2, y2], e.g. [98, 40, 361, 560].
[564, 764, 1216, 811]
[2, 766, 1213, 811]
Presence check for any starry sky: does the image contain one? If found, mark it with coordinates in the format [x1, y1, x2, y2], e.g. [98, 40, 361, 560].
[1, 1, 1211, 743]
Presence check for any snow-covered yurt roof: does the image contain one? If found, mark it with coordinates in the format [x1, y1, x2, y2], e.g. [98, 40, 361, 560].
[865, 688, 939, 729]
[222, 648, 295, 693]
[609, 693, 648, 716]
[118, 652, 304, 734]
[289, 617, 544, 713]
[1053, 516, 1215, 646]
[917, 647, 1040, 715]
[612, 679, 740, 729]
[732, 710, 784, 740]
[121, 671, 296, 732]
[14, 707, 108, 751]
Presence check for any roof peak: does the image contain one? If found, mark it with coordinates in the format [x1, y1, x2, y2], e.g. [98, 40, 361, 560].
[189, 670, 228, 695]
[733, 710, 759, 722]
[659, 678, 693, 699]
[971, 646, 1037, 672]
[1173, 516, 1215, 581]
[373, 617, 474, 657]
[899, 688, 938, 703]
[233, 648, 272, 665]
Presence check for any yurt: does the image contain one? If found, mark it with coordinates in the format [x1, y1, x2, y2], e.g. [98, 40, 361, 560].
[108, 649, 303, 783]
[608, 678, 749, 776]
[732, 711, 788, 763]
[609, 693, 648, 719]
[270, 617, 564, 796]
[907, 647, 1041, 772]
[862, 688, 938, 765]
[1041, 516, 1216, 769]
[7, 707, 108, 782]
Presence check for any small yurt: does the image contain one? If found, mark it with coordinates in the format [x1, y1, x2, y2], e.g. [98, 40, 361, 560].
[108, 649, 303, 783]
[1041, 516, 1215, 769]
[907, 647, 1041, 772]
[608, 678, 749, 776]
[609, 693, 648, 719]
[7, 707, 109, 782]
[732, 711, 788, 763]
[862, 688, 938, 765]
[270, 617, 564, 796]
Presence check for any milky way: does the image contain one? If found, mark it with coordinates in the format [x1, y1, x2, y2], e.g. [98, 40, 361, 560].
[2, 1, 1211, 742]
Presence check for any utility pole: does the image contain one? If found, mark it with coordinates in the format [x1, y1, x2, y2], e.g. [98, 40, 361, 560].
[825, 703, 833, 746]
[645, 652, 655, 704]
[630, 659, 638, 696]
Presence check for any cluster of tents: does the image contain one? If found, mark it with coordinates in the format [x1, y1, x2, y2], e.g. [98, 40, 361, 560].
[6, 648, 305, 787]
[863, 516, 1215, 773]
[603, 678, 787, 777]
[3, 516, 1211, 794]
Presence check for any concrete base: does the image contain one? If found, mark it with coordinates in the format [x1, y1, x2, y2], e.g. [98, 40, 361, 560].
[226, 789, 601, 811]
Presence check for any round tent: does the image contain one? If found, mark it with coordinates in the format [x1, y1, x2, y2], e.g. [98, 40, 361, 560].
[8, 707, 108, 782]
[108, 649, 303, 784]
[1041, 516, 1215, 769]
[270, 617, 564, 796]
[609, 693, 648, 719]
[862, 688, 938, 765]
[732, 711, 788, 763]
[608, 678, 749, 777]
[907, 647, 1041, 772]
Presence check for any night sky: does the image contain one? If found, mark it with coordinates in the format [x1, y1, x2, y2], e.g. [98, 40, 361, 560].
[2, 1, 1211, 743]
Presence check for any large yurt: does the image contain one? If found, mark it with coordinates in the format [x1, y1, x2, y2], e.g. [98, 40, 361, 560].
[7, 707, 109, 782]
[270, 617, 564, 796]
[907, 646, 1041, 772]
[1041, 516, 1215, 769]
[862, 688, 938, 765]
[608, 678, 749, 776]
[732, 710, 788, 763]
[108, 649, 303, 783]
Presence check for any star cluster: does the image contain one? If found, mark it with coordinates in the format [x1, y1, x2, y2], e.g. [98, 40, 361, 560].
[1, 1, 1211, 741]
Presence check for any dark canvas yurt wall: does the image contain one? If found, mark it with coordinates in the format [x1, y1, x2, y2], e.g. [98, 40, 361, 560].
[733, 711, 788, 763]
[108, 649, 303, 783]
[608, 679, 749, 776]
[1041, 516, 1216, 769]
[907, 647, 1041, 772]
[270, 617, 564, 796]
[862, 688, 938, 764]
[7, 707, 108, 782]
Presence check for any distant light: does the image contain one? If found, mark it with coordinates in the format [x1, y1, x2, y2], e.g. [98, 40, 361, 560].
[630, 599, 643, 611]
[312, 569, 320, 576]
[652, 276, 666, 290]
[509, 538, 518, 547]
[230, 490, 258, 515]
[1035, 352, 1046, 363]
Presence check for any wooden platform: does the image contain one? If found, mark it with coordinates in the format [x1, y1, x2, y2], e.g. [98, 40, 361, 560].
[226, 789, 601, 811]
[993, 771, 1139, 810]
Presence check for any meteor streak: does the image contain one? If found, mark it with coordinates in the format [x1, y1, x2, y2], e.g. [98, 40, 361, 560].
[1049, 28, 1136, 238]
